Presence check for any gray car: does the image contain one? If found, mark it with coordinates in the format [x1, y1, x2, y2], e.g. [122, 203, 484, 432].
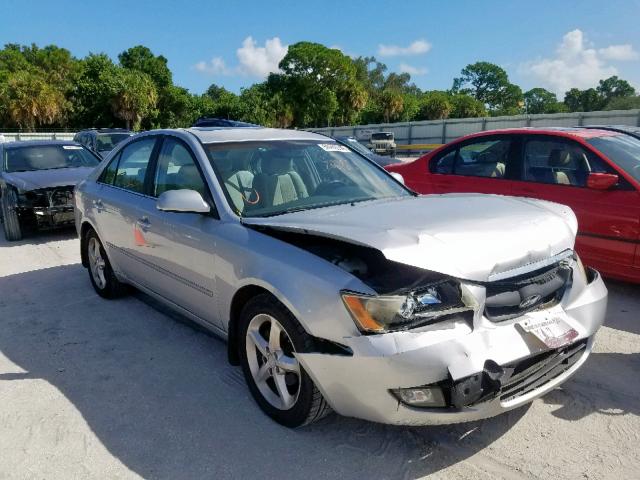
[1, 140, 100, 241]
[74, 127, 607, 427]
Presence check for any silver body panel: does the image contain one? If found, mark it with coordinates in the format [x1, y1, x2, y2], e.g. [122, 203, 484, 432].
[75, 128, 607, 425]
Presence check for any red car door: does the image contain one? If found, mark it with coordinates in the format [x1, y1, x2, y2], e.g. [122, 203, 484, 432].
[510, 134, 640, 281]
[411, 135, 515, 196]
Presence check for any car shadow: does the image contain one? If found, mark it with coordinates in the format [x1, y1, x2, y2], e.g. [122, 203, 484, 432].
[0, 225, 77, 248]
[602, 279, 640, 336]
[0, 263, 531, 479]
[542, 351, 640, 421]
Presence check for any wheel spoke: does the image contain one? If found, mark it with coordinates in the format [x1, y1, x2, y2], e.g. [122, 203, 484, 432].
[256, 363, 271, 384]
[247, 329, 268, 356]
[275, 353, 299, 373]
[268, 321, 282, 351]
[273, 373, 295, 409]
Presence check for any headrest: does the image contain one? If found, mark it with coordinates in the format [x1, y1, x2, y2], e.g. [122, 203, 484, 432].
[262, 150, 293, 175]
[549, 149, 572, 167]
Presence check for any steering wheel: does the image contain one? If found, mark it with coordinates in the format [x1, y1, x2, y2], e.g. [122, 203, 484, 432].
[314, 180, 348, 196]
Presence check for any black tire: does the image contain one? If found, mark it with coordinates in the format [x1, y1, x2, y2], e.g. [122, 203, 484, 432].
[84, 228, 129, 298]
[239, 294, 332, 427]
[1, 188, 23, 241]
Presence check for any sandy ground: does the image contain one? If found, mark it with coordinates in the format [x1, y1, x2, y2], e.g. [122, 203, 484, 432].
[0, 229, 638, 480]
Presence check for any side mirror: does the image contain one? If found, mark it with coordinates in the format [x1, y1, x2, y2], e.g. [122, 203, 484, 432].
[587, 172, 618, 190]
[390, 172, 405, 185]
[157, 189, 210, 213]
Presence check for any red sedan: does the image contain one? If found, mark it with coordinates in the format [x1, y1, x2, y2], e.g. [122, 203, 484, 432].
[386, 128, 640, 283]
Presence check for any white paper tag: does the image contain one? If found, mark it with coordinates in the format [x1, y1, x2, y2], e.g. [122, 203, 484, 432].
[318, 143, 350, 152]
[63, 145, 83, 150]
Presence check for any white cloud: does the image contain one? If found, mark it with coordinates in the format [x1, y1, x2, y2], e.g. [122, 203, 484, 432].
[236, 36, 288, 77]
[378, 39, 431, 57]
[194, 36, 288, 78]
[194, 57, 232, 75]
[598, 44, 639, 61]
[520, 29, 637, 96]
[399, 63, 428, 75]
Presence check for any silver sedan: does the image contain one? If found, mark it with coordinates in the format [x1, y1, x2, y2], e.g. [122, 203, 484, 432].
[74, 127, 607, 427]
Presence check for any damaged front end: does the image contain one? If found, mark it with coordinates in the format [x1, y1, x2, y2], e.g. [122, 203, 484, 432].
[16, 186, 76, 228]
[251, 224, 606, 425]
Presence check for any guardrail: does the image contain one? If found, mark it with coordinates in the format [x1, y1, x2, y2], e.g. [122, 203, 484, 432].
[1, 132, 76, 142]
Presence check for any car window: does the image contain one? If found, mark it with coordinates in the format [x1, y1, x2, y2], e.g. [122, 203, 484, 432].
[113, 138, 156, 193]
[431, 150, 456, 174]
[522, 138, 595, 187]
[153, 138, 206, 197]
[455, 139, 510, 178]
[99, 153, 120, 185]
[3, 145, 100, 172]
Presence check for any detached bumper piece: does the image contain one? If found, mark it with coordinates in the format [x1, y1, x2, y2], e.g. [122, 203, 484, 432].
[393, 338, 588, 410]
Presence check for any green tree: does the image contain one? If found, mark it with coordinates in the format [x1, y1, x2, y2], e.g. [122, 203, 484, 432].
[563, 87, 603, 112]
[604, 95, 640, 110]
[203, 84, 241, 119]
[524, 88, 566, 114]
[110, 68, 158, 130]
[1, 70, 68, 130]
[72, 53, 120, 127]
[452, 61, 522, 114]
[417, 90, 452, 120]
[597, 76, 636, 105]
[118, 45, 172, 88]
[277, 42, 363, 127]
[450, 94, 486, 118]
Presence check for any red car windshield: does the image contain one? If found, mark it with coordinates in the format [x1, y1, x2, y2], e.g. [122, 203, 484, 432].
[587, 135, 640, 184]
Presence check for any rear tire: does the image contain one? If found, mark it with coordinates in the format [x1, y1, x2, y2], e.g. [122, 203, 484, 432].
[84, 228, 129, 298]
[1, 188, 23, 241]
[239, 294, 332, 427]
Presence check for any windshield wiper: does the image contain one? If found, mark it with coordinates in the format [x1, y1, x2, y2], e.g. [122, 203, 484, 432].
[249, 197, 376, 218]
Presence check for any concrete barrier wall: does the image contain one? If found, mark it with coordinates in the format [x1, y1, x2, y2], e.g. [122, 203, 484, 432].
[309, 109, 640, 145]
[0, 132, 76, 142]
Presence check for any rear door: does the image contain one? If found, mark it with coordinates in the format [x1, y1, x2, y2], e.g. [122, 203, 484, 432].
[93, 136, 159, 279]
[510, 135, 640, 273]
[426, 136, 515, 195]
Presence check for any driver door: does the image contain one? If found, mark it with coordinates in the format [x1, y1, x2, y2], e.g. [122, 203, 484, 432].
[132, 136, 222, 327]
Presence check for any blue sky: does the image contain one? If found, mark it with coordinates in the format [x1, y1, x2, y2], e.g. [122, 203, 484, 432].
[3, 0, 640, 97]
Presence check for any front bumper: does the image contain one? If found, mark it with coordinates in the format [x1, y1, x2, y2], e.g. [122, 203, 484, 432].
[297, 268, 607, 425]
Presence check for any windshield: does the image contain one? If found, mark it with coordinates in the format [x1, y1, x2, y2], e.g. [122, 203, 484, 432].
[4, 145, 100, 172]
[371, 133, 393, 141]
[587, 135, 640, 183]
[96, 133, 132, 152]
[341, 138, 374, 158]
[204, 140, 410, 217]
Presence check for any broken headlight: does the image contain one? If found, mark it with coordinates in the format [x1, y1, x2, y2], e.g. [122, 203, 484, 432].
[342, 280, 472, 333]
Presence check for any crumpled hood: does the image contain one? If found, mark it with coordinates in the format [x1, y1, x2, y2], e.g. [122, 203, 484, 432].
[243, 194, 577, 282]
[2, 167, 94, 191]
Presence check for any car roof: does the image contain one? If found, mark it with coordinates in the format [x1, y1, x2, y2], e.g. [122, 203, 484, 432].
[2, 140, 82, 149]
[581, 125, 640, 136]
[456, 127, 620, 141]
[185, 127, 329, 144]
[77, 128, 132, 134]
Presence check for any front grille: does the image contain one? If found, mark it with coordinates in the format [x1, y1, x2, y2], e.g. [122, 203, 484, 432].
[485, 262, 572, 322]
[500, 338, 588, 402]
[47, 187, 74, 207]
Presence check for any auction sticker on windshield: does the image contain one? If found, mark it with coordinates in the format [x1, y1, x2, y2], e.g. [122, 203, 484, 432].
[318, 143, 350, 152]
[517, 309, 578, 349]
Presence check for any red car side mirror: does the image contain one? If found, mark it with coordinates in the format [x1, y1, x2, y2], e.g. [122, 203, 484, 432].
[587, 172, 618, 190]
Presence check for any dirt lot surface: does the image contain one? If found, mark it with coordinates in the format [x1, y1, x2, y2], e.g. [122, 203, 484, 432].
[0, 229, 638, 480]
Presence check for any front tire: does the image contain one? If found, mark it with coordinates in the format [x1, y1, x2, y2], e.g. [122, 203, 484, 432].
[84, 228, 129, 298]
[239, 294, 332, 427]
[1, 188, 23, 241]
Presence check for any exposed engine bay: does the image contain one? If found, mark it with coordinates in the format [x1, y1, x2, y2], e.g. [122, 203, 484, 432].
[19, 186, 76, 228]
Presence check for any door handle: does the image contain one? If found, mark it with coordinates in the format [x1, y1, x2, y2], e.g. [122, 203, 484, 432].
[136, 216, 150, 232]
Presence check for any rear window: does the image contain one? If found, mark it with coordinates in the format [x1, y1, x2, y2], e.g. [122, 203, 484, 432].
[371, 133, 393, 141]
[96, 133, 132, 152]
[3, 145, 99, 172]
[587, 135, 640, 183]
